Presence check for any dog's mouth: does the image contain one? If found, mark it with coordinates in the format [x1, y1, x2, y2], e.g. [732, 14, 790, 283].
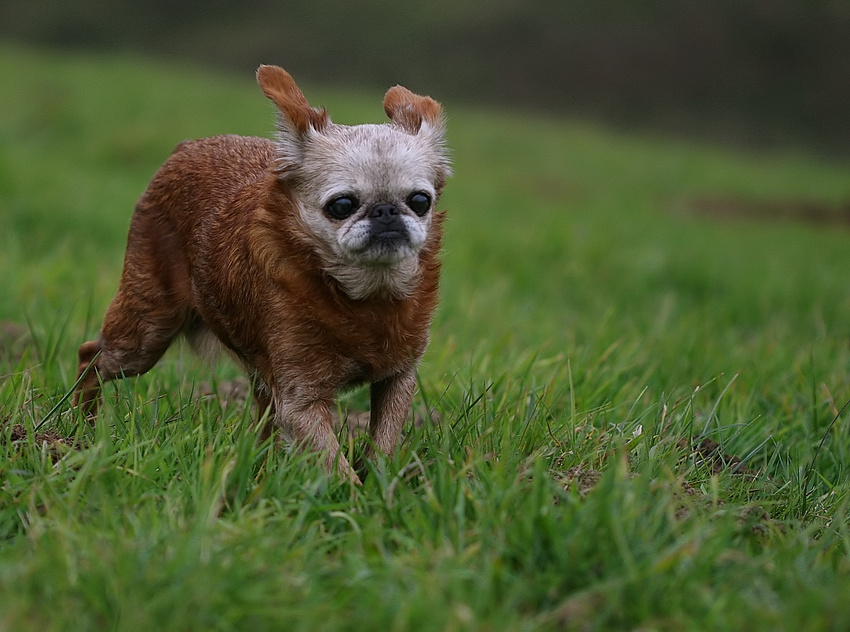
[342, 231, 416, 265]
[372, 229, 405, 242]
[364, 239, 415, 262]
[335, 214, 427, 265]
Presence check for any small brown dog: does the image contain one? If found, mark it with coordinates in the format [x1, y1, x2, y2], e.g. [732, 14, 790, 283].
[73, 65, 451, 483]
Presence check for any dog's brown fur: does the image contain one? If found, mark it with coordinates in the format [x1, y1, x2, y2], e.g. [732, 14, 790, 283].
[73, 66, 448, 483]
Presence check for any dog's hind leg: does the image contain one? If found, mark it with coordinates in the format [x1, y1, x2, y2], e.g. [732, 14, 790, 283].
[73, 286, 189, 416]
[73, 205, 192, 416]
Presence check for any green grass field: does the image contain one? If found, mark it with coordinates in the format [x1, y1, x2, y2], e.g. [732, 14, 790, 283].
[2, 43, 850, 630]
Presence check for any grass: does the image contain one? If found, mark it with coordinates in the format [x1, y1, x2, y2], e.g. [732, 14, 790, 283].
[2, 41, 850, 630]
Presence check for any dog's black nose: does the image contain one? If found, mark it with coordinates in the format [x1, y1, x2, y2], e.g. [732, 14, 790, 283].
[368, 204, 400, 221]
[368, 203, 406, 239]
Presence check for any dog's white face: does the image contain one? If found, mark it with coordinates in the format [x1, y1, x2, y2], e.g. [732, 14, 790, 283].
[257, 65, 450, 300]
[294, 122, 444, 266]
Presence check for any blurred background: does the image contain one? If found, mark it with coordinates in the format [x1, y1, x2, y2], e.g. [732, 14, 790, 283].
[2, 0, 849, 155]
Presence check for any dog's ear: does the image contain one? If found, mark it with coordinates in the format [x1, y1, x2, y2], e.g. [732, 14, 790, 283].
[383, 86, 445, 136]
[257, 65, 328, 133]
[257, 65, 329, 174]
[384, 86, 451, 185]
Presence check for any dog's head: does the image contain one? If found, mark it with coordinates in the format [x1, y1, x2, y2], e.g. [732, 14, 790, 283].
[257, 65, 451, 300]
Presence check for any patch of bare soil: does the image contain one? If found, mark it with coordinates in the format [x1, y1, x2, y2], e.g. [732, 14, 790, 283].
[1, 420, 82, 463]
[552, 437, 777, 532]
[680, 196, 850, 228]
[558, 465, 604, 498]
[680, 437, 760, 478]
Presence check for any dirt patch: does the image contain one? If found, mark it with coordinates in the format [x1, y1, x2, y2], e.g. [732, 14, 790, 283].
[1, 420, 82, 463]
[552, 437, 774, 527]
[680, 437, 760, 479]
[680, 195, 850, 228]
[557, 465, 604, 498]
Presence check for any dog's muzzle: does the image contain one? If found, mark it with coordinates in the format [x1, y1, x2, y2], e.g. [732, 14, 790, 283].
[368, 203, 408, 241]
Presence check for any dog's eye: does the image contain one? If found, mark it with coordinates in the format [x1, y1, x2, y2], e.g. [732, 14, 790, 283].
[325, 196, 359, 220]
[407, 192, 431, 216]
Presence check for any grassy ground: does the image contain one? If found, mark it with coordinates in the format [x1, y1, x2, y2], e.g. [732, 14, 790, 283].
[2, 43, 850, 630]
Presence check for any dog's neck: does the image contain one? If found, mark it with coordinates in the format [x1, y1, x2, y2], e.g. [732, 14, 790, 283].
[326, 257, 422, 301]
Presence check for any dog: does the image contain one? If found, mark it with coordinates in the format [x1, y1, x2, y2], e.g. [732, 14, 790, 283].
[72, 65, 451, 483]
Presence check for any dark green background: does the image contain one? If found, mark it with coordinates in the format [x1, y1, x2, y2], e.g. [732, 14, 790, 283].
[2, 0, 849, 153]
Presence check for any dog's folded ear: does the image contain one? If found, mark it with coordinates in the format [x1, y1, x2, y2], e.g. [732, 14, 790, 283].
[383, 86, 445, 136]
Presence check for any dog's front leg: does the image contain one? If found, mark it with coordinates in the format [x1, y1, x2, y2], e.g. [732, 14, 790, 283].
[277, 396, 361, 484]
[368, 368, 417, 459]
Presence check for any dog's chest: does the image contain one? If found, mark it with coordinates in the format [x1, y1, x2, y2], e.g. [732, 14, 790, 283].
[324, 301, 428, 382]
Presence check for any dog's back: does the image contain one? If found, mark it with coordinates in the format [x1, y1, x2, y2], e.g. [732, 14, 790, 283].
[139, 135, 276, 237]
